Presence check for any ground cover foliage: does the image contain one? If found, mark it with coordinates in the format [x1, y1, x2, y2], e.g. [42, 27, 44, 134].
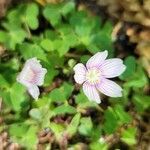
[0, 0, 149, 149]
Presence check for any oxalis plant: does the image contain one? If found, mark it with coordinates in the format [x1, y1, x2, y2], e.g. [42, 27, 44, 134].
[0, 0, 149, 149]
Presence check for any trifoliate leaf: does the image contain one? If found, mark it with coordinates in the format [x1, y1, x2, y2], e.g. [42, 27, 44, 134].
[43, 4, 61, 26]
[18, 43, 47, 61]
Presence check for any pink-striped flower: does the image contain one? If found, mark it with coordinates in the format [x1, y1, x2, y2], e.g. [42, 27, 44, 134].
[17, 58, 47, 100]
[73, 50, 126, 103]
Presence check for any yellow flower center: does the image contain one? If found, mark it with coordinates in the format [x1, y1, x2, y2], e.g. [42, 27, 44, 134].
[86, 68, 101, 84]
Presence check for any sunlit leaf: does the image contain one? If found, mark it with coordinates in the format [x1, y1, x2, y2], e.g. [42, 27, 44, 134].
[78, 117, 93, 136]
[66, 113, 81, 137]
[52, 104, 76, 116]
[121, 127, 137, 145]
[29, 108, 42, 120]
[25, 3, 39, 30]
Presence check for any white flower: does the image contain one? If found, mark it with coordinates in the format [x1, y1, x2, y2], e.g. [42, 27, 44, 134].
[73, 50, 126, 104]
[17, 58, 47, 100]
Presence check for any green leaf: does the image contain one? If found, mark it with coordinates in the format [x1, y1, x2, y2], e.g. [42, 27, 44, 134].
[22, 126, 38, 148]
[40, 39, 54, 51]
[43, 1, 75, 26]
[90, 126, 102, 141]
[89, 32, 113, 54]
[66, 113, 81, 137]
[44, 30, 58, 40]
[43, 4, 61, 26]
[0, 59, 19, 85]
[9, 123, 38, 149]
[56, 24, 79, 47]
[89, 22, 113, 54]
[49, 88, 65, 103]
[70, 11, 92, 36]
[90, 142, 108, 150]
[103, 107, 118, 134]
[19, 43, 47, 61]
[133, 95, 150, 113]
[29, 108, 42, 121]
[75, 92, 99, 110]
[6, 9, 22, 28]
[78, 117, 93, 136]
[68, 59, 76, 68]
[120, 56, 136, 80]
[47, 52, 65, 67]
[103, 105, 133, 134]
[50, 123, 65, 140]
[25, 3, 39, 30]
[6, 3, 39, 30]
[124, 66, 148, 88]
[0, 74, 9, 88]
[114, 105, 132, 124]
[52, 104, 76, 116]
[9, 123, 29, 137]
[53, 39, 69, 56]
[10, 83, 28, 111]
[75, 92, 89, 104]
[44, 62, 59, 86]
[0, 91, 12, 107]
[49, 82, 73, 103]
[0, 31, 8, 42]
[8, 29, 27, 50]
[38, 106, 52, 128]
[121, 127, 137, 145]
[80, 55, 90, 64]
[69, 11, 113, 54]
[62, 82, 74, 100]
[61, 1, 75, 16]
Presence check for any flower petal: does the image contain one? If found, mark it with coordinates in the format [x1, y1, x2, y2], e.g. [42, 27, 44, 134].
[27, 85, 40, 100]
[27, 58, 47, 85]
[17, 57, 47, 86]
[34, 68, 47, 86]
[97, 78, 122, 97]
[86, 50, 108, 69]
[26, 58, 42, 72]
[100, 58, 126, 78]
[83, 82, 101, 103]
[73, 63, 86, 84]
[16, 64, 33, 87]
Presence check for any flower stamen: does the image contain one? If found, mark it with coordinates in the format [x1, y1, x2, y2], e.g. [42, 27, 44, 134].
[86, 68, 101, 84]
